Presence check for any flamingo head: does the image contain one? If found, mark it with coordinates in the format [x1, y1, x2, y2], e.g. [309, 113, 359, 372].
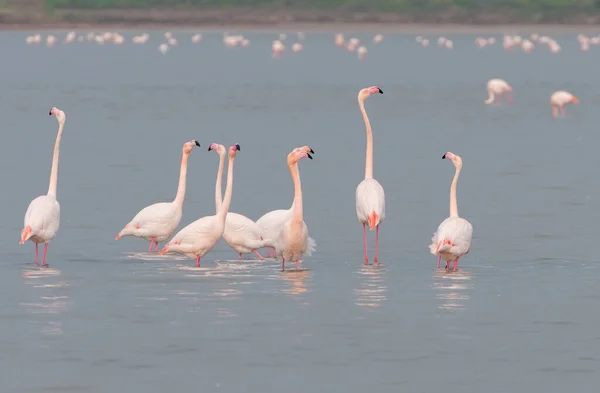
[183, 140, 200, 154]
[571, 96, 580, 103]
[358, 86, 383, 101]
[298, 145, 315, 155]
[228, 143, 240, 158]
[208, 143, 226, 155]
[288, 147, 313, 165]
[442, 152, 462, 170]
[49, 107, 65, 124]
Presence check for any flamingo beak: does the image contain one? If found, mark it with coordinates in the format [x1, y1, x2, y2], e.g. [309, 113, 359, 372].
[572, 97, 580, 103]
[236, 144, 241, 151]
[307, 153, 313, 159]
[378, 88, 383, 94]
[309, 148, 315, 154]
[194, 141, 201, 147]
[48, 109, 52, 115]
[442, 154, 447, 159]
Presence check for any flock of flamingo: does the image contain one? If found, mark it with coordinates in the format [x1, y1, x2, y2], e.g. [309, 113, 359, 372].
[19, 86, 472, 273]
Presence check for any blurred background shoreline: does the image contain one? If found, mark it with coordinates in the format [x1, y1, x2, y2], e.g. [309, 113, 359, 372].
[4, 0, 600, 30]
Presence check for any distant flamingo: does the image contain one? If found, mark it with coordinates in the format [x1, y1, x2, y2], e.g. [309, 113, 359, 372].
[274, 148, 317, 271]
[551, 90, 579, 117]
[209, 143, 266, 260]
[20, 107, 66, 267]
[115, 140, 200, 252]
[355, 86, 385, 265]
[484, 79, 513, 104]
[256, 145, 315, 259]
[429, 153, 473, 272]
[160, 144, 240, 267]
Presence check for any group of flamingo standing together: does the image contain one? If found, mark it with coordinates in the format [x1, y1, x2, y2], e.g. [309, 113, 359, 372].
[19, 86, 474, 273]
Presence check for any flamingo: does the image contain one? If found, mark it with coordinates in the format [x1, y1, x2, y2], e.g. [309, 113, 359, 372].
[256, 145, 315, 259]
[429, 152, 473, 272]
[20, 107, 66, 267]
[208, 143, 266, 260]
[274, 147, 317, 271]
[160, 144, 240, 267]
[115, 140, 200, 252]
[551, 90, 579, 118]
[484, 79, 513, 104]
[355, 86, 385, 265]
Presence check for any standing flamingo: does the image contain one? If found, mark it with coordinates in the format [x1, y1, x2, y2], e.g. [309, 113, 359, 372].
[209, 143, 266, 260]
[160, 144, 240, 267]
[355, 86, 385, 265]
[115, 140, 200, 252]
[20, 107, 66, 267]
[429, 152, 473, 272]
[256, 145, 315, 259]
[551, 90, 579, 118]
[274, 147, 316, 271]
[484, 79, 513, 104]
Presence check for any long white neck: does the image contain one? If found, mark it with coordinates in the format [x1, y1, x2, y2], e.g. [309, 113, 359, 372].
[288, 165, 300, 211]
[47, 122, 64, 197]
[484, 88, 495, 104]
[214, 152, 225, 214]
[218, 155, 235, 220]
[290, 162, 303, 225]
[359, 98, 374, 179]
[449, 167, 461, 218]
[173, 151, 190, 206]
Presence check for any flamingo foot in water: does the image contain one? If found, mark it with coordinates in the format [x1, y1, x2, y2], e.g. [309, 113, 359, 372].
[195, 256, 201, 268]
[154, 241, 159, 252]
[453, 257, 459, 272]
[374, 225, 380, 264]
[41, 243, 49, 267]
[35, 243, 39, 266]
[362, 223, 369, 264]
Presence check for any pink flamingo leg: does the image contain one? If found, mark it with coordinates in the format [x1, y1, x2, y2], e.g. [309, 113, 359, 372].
[266, 248, 271, 258]
[35, 243, 39, 266]
[254, 250, 264, 260]
[281, 257, 285, 272]
[42, 243, 49, 267]
[453, 257, 459, 272]
[295, 260, 299, 270]
[374, 225, 380, 264]
[195, 256, 201, 268]
[560, 106, 566, 116]
[154, 241, 159, 252]
[238, 253, 243, 260]
[437, 255, 441, 268]
[505, 94, 513, 104]
[147, 239, 154, 253]
[362, 223, 369, 264]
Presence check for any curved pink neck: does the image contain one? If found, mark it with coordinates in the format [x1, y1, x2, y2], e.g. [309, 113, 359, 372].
[214, 152, 225, 213]
[359, 98, 374, 179]
[47, 122, 64, 197]
[289, 162, 303, 225]
[218, 155, 234, 220]
[449, 167, 460, 218]
[173, 151, 190, 206]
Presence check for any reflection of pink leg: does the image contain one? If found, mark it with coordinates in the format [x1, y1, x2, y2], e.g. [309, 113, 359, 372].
[374, 225, 380, 264]
[362, 223, 369, 264]
[35, 244, 39, 266]
[453, 258, 459, 272]
[437, 255, 441, 268]
[42, 243, 49, 267]
[254, 250, 264, 260]
[196, 256, 201, 267]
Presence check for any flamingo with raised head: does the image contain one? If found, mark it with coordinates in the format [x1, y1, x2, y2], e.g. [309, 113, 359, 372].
[208, 143, 266, 260]
[274, 147, 316, 271]
[256, 145, 315, 259]
[115, 140, 200, 252]
[355, 86, 385, 265]
[551, 90, 579, 117]
[20, 107, 66, 267]
[484, 79, 513, 104]
[160, 144, 240, 267]
[429, 152, 473, 272]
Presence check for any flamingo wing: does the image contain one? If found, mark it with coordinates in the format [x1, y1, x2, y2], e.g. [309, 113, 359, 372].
[355, 178, 386, 226]
[24, 195, 60, 241]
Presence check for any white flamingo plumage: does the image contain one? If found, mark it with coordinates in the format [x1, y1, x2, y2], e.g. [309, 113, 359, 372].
[160, 144, 240, 267]
[550, 90, 579, 118]
[115, 140, 200, 252]
[429, 152, 473, 272]
[20, 107, 66, 267]
[484, 79, 513, 104]
[208, 143, 266, 260]
[355, 86, 385, 265]
[274, 147, 316, 271]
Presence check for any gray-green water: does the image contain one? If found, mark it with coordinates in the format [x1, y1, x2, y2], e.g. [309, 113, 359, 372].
[1, 30, 600, 393]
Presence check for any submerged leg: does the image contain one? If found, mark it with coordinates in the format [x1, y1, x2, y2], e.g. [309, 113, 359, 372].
[42, 243, 49, 267]
[154, 241, 159, 252]
[362, 223, 369, 264]
[253, 250, 264, 260]
[196, 256, 201, 268]
[437, 255, 441, 269]
[374, 225, 380, 264]
[35, 243, 39, 266]
[453, 257, 459, 272]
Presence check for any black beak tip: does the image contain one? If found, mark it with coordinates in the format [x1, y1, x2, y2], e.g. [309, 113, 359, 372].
[378, 88, 383, 94]
[194, 141, 201, 147]
[307, 153, 313, 159]
[442, 154, 447, 159]
[48, 110, 52, 115]
[309, 148, 315, 154]
[236, 144, 241, 151]
[207, 147, 212, 151]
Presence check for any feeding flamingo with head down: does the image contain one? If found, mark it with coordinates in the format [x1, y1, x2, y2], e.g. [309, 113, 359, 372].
[484, 79, 513, 104]
[355, 85, 385, 265]
[429, 152, 473, 272]
[208, 143, 267, 260]
[115, 140, 200, 252]
[274, 147, 316, 271]
[551, 90, 579, 118]
[20, 107, 66, 267]
[160, 144, 240, 267]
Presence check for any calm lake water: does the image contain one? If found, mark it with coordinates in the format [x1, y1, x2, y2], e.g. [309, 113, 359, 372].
[1, 29, 600, 392]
